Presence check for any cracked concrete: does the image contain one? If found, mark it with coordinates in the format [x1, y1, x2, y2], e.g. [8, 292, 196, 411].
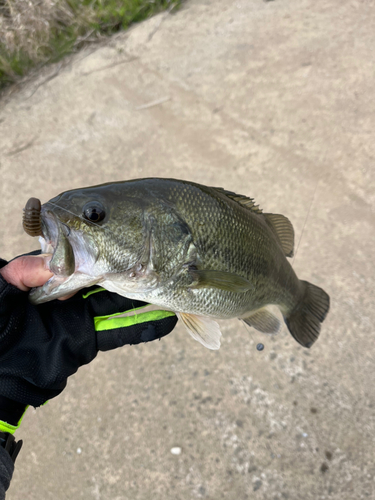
[0, 0, 374, 498]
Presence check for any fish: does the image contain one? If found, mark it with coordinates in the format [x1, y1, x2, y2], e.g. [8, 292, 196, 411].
[25, 178, 330, 350]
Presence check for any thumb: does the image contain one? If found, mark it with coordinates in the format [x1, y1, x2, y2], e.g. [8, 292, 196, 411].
[0, 254, 53, 291]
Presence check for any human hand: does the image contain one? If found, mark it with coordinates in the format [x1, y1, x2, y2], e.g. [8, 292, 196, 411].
[0, 253, 53, 291]
[0, 252, 177, 434]
[0, 254, 76, 301]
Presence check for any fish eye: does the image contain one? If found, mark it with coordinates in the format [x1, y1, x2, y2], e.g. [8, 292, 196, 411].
[82, 201, 106, 223]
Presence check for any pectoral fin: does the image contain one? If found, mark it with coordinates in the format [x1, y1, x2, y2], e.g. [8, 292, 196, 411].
[177, 312, 222, 350]
[242, 308, 281, 334]
[189, 269, 252, 293]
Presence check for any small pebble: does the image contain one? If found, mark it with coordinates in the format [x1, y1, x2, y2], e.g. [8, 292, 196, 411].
[171, 447, 182, 455]
[320, 462, 329, 473]
[77, 448, 82, 454]
[256, 343, 264, 351]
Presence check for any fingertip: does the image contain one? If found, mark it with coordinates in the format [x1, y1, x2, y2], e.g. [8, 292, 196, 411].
[0, 255, 54, 290]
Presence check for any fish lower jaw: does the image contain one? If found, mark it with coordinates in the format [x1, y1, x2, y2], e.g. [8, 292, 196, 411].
[39, 233, 96, 277]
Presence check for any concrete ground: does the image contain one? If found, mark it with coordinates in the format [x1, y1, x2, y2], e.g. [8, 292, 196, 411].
[0, 0, 374, 498]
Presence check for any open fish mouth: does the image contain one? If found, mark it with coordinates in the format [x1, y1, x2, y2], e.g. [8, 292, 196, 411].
[22, 197, 69, 275]
[23, 197, 77, 278]
[39, 209, 76, 277]
[23, 195, 102, 280]
[24, 199, 103, 304]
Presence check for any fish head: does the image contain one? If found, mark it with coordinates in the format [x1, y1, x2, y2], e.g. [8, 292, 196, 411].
[29, 184, 149, 303]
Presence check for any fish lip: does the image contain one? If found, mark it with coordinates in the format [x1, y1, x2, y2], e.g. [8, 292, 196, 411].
[39, 209, 75, 275]
[40, 209, 59, 248]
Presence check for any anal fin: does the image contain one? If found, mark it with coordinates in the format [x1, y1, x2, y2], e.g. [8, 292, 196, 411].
[177, 312, 222, 350]
[242, 308, 281, 334]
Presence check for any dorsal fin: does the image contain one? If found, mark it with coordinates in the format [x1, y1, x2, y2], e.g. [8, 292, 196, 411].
[214, 187, 294, 258]
[214, 188, 263, 214]
[264, 213, 295, 257]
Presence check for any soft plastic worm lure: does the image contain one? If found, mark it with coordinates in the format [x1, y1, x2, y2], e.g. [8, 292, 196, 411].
[23, 197, 43, 237]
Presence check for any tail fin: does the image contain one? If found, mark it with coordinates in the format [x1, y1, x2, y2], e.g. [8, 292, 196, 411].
[285, 281, 330, 348]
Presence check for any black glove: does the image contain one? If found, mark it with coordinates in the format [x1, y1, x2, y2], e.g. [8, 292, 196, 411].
[0, 256, 177, 433]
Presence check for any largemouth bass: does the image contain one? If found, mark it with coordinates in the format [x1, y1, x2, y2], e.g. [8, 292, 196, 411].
[25, 178, 330, 349]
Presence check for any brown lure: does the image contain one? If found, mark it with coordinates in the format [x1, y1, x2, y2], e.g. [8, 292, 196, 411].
[23, 197, 43, 237]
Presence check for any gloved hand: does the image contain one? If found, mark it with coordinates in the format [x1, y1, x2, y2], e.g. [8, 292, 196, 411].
[0, 253, 177, 437]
